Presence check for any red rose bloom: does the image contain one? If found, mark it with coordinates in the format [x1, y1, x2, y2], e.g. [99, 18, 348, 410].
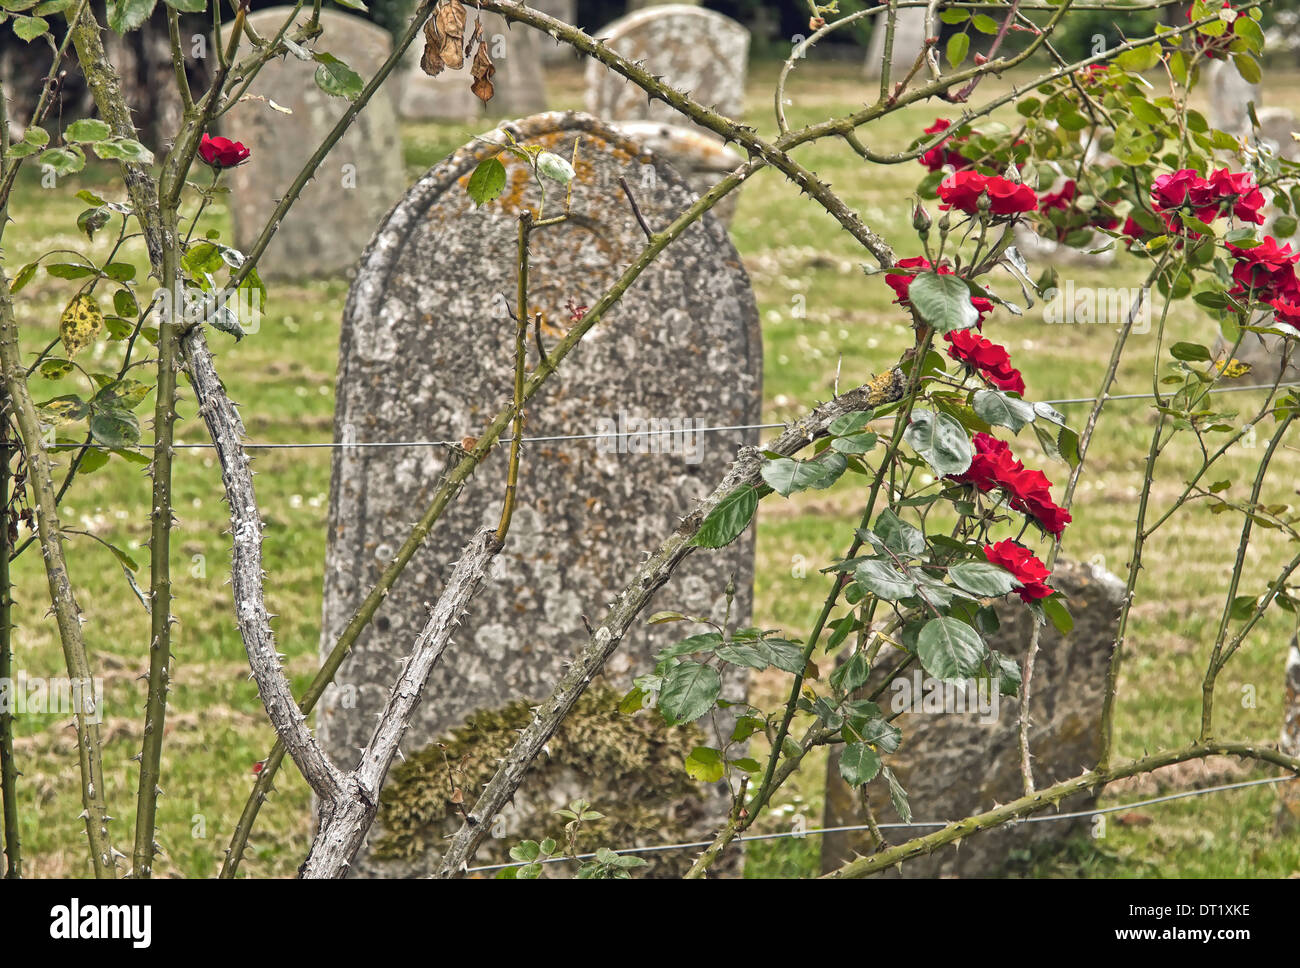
[946, 329, 1026, 395]
[885, 256, 994, 324]
[919, 118, 972, 172]
[983, 539, 1054, 601]
[950, 433, 1072, 537]
[1227, 237, 1300, 303]
[939, 171, 1038, 216]
[1209, 169, 1266, 225]
[199, 134, 251, 169]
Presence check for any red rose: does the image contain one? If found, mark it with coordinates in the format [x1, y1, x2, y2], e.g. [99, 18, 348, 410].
[983, 539, 1054, 601]
[1228, 236, 1300, 303]
[945, 329, 1025, 395]
[885, 256, 994, 323]
[252, 761, 265, 774]
[1209, 169, 1266, 225]
[200, 134, 251, 169]
[950, 433, 1071, 537]
[919, 118, 972, 172]
[938, 171, 1037, 216]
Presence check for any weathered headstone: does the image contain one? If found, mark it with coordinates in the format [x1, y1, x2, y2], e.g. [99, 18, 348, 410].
[396, 12, 548, 121]
[585, 6, 749, 129]
[1206, 58, 1261, 139]
[820, 558, 1124, 877]
[319, 112, 762, 876]
[222, 8, 406, 279]
[533, 0, 578, 64]
[863, 8, 927, 82]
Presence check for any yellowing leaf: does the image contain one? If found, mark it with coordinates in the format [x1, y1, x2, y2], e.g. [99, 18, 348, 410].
[60, 293, 103, 356]
[1214, 357, 1251, 380]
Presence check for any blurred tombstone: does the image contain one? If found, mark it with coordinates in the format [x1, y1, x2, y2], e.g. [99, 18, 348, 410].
[585, 6, 749, 222]
[863, 7, 927, 82]
[533, 0, 578, 64]
[319, 112, 761, 876]
[1206, 58, 1261, 139]
[221, 7, 406, 279]
[396, 11, 547, 121]
[820, 558, 1124, 877]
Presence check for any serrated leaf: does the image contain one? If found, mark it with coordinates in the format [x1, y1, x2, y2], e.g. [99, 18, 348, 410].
[760, 453, 847, 497]
[872, 508, 925, 556]
[658, 661, 721, 726]
[60, 293, 103, 356]
[904, 409, 973, 477]
[106, 0, 156, 33]
[854, 559, 916, 601]
[88, 408, 140, 449]
[313, 52, 364, 99]
[946, 32, 970, 68]
[883, 766, 911, 822]
[64, 118, 112, 143]
[839, 742, 882, 786]
[12, 13, 47, 39]
[828, 410, 873, 436]
[916, 616, 986, 681]
[92, 137, 154, 164]
[1041, 595, 1073, 636]
[949, 560, 1020, 597]
[684, 746, 724, 783]
[467, 156, 506, 206]
[973, 389, 1035, 432]
[691, 485, 757, 548]
[908, 272, 980, 333]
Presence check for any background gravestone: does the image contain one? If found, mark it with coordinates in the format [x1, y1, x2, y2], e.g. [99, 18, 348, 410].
[319, 112, 762, 876]
[534, 0, 578, 64]
[863, 8, 927, 82]
[396, 12, 547, 121]
[222, 8, 406, 279]
[820, 558, 1124, 877]
[585, 6, 749, 129]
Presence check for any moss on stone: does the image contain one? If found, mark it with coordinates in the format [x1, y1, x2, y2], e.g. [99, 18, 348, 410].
[373, 686, 705, 870]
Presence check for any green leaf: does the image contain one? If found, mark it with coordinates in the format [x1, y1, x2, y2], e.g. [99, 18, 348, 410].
[854, 559, 916, 602]
[331, 0, 369, 9]
[839, 742, 882, 786]
[38, 145, 85, 176]
[1232, 53, 1260, 85]
[971, 13, 999, 33]
[972, 389, 1035, 433]
[883, 766, 911, 822]
[12, 13, 48, 40]
[916, 616, 986, 681]
[467, 156, 507, 206]
[1170, 341, 1211, 362]
[871, 508, 925, 557]
[92, 137, 155, 164]
[77, 207, 111, 240]
[831, 431, 877, 454]
[1041, 595, 1073, 636]
[691, 485, 757, 548]
[658, 661, 721, 726]
[684, 746, 724, 783]
[855, 717, 902, 754]
[509, 840, 540, 862]
[64, 118, 112, 143]
[946, 32, 970, 69]
[8, 125, 49, 158]
[828, 410, 873, 436]
[163, 0, 206, 10]
[908, 272, 980, 333]
[106, 0, 156, 33]
[313, 52, 364, 99]
[89, 408, 140, 449]
[903, 409, 973, 477]
[760, 453, 847, 497]
[988, 650, 1022, 696]
[11, 262, 38, 293]
[949, 560, 1020, 598]
[831, 649, 872, 694]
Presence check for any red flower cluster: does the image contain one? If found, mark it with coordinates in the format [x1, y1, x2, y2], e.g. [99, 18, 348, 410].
[1151, 168, 1265, 228]
[946, 330, 1025, 395]
[1037, 179, 1120, 242]
[199, 134, 251, 169]
[1226, 236, 1300, 325]
[984, 539, 1054, 601]
[1188, 2, 1242, 60]
[885, 256, 994, 324]
[919, 119, 972, 172]
[938, 170, 1038, 216]
[950, 433, 1072, 537]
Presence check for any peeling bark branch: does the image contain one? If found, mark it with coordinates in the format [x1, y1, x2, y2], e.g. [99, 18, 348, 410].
[300, 529, 503, 878]
[433, 370, 907, 877]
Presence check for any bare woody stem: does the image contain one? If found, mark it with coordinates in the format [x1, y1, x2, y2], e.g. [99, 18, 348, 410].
[0, 270, 119, 877]
[0, 402, 18, 878]
[497, 211, 534, 544]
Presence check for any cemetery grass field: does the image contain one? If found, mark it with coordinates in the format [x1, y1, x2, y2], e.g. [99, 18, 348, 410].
[7, 59, 1300, 878]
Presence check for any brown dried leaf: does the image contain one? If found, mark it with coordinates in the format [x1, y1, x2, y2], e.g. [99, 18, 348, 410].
[420, 16, 445, 76]
[434, 0, 467, 71]
[471, 38, 495, 104]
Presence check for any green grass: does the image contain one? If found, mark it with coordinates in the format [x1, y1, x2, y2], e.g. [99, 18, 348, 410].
[5, 59, 1300, 877]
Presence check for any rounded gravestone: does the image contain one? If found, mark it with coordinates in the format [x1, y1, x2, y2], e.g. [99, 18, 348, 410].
[319, 112, 762, 875]
[585, 6, 749, 127]
[221, 8, 406, 279]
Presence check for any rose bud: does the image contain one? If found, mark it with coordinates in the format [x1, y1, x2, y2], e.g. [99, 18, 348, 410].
[199, 133, 251, 169]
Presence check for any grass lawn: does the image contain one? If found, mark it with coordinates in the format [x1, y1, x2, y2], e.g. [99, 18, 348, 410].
[5, 56, 1300, 878]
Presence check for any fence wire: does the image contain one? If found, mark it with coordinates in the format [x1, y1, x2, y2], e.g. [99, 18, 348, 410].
[46, 381, 1300, 454]
[463, 773, 1296, 874]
